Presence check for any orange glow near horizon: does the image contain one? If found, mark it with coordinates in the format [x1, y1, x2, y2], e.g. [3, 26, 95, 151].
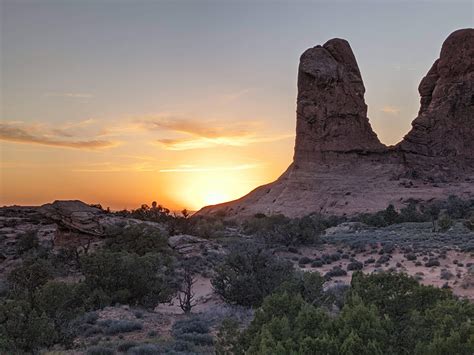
[169, 170, 256, 211]
[0, 136, 291, 211]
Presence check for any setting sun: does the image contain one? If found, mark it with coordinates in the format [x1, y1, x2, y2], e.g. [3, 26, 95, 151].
[203, 191, 230, 206]
[164, 164, 273, 211]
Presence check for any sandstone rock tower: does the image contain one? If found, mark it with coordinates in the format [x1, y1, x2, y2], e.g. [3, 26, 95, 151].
[399, 29, 474, 178]
[294, 38, 384, 165]
[197, 29, 474, 218]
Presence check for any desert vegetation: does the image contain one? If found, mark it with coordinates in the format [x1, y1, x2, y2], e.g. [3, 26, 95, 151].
[0, 196, 473, 353]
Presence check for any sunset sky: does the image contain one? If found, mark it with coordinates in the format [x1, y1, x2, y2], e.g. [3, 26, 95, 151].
[1, 0, 473, 211]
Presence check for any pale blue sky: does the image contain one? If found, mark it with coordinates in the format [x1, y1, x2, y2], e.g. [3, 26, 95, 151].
[1, 0, 473, 208]
[3, 0, 473, 140]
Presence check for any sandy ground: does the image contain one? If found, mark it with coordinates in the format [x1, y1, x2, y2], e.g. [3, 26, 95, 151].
[286, 246, 474, 301]
[155, 276, 223, 315]
[154, 246, 473, 322]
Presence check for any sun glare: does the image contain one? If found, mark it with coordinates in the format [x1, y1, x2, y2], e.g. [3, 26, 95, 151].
[164, 166, 266, 211]
[203, 191, 230, 206]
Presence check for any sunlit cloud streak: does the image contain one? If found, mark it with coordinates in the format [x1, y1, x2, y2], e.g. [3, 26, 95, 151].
[139, 115, 292, 150]
[0, 122, 117, 150]
[381, 106, 400, 114]
[219, 88, 255, 104]
[142, 116, 256, 138]
[45, 92, 93, 99]
[159, 163, 260, 173]
[157, 134, 293, 150]
[72, 161, 157, 172]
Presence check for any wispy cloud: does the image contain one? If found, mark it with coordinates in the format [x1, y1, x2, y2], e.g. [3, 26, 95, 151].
[45, 92, 93, 99]
[156, 134, 292, 151]
[219, 88, 254, 104]
[381, 106, 400, 114]
[72, 161, 156, 172]
[140, 115, 292, 150]
[51, 118, 97, 138]
[159, 163, 260, 173]
[142, 116, 255, 138]
[0, 122, 117, 150]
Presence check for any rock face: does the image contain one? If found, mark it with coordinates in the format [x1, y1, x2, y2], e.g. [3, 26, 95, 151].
[197, 29, 474, 218]
[399, 29, 474, 178]
[295, 38, 384, 163]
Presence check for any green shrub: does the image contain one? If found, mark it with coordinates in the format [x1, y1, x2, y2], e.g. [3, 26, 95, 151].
[444, 195, 471, 219]
[400, 201, 428, 222]
[406, 253, 417, 261]
[7, 258, 53, 297]
[82, 325, 102, 337]
[81, 251, 175, 308]
[172, 316, 210, 337]
[215, 317, 242, 355]
[211, 244, 294, 307]
[425, 258, 440, 267]
[376, 255, 391, 264]
[438, 215, 454, 231]
[104, 224, 168, 255]
[134, 310, 144, 319]
[117, 340, 138, 352]
[298, 256, 311, 265]
[464, 216, 474, 231]
[277, 272, 326, 306]
[349, 272, 451, 324]
[147, 330, 158, 337]
[311, 260, 323, 267]
[35, 281, 88, 345]
[171, 316, 214, 347]
[347, 261, 363, 271]
[178, 332, 214, 346]
[231, 272, 473, 354]
[242, 214, 337, 246]
[16, 231, 39, 254]
[325, 266, 347, 279]
[82, 311, 99, 324]
[440, 269, 454, 280]
[0, 299, 56, 353]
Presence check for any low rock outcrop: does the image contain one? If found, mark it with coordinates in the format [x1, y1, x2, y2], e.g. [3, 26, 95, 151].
[39, 200, 166, 236]
[39, 200, 106, 236]
[198, 29, 474, 218]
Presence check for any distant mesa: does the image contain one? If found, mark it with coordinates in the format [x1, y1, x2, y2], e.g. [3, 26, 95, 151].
[197, 28, 474, 218]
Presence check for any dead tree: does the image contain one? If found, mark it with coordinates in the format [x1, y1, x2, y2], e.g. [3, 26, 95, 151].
[178, 266, 197, 314]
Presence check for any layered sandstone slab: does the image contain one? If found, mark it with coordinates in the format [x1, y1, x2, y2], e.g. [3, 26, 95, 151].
[197, 29, 474, 218]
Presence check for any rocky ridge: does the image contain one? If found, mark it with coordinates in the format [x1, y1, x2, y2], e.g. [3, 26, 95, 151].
[198, 29, 474, 218]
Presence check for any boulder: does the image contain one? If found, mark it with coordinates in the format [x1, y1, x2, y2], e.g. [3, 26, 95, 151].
[39, 200, 105, 236]
[168, 234, 209, 256]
